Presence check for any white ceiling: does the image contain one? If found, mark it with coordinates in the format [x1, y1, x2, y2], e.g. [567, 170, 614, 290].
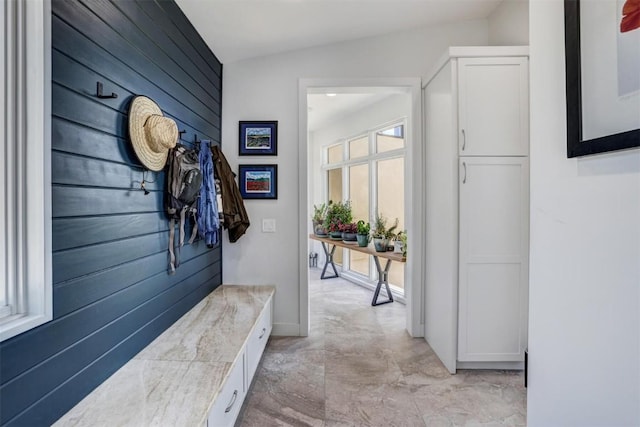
[175, 0, 504, 64]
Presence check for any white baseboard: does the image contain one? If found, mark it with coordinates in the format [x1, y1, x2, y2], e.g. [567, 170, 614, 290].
[409, 325, 424, 338]
[456, 361, 524, 371]
[272, 322, 301, 336]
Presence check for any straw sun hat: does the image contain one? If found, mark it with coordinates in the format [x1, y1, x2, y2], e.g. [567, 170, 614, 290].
[128, 96, 178, 171]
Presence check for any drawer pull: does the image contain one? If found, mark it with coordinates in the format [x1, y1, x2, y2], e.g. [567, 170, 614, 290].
[258, 327, 266, 339]
[224, 390, 238, 413]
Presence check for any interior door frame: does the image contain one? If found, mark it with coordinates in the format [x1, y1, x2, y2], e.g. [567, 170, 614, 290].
[298, 78, 424, 337]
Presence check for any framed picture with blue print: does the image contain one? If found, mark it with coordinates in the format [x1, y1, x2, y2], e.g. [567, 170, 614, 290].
[239, 121, 278, 156]
[238, 164, 278, 200]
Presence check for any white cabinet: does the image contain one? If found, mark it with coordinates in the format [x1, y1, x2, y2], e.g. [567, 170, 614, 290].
[246, 298, 272, 386]
[458, 57, 529, 156]
[423, 46, 529, 372]
[207, 293, 273, 427]
[458, 157, 529, 362]
[207, 353, 246, 427]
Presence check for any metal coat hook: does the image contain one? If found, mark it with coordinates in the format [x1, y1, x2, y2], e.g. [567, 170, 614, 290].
[96, 81, 118, 99]
[178, 130, 186, 138]
[194, 134, 200, 150]
[140, 169, 155, 195]
[141, 180, 150, 195]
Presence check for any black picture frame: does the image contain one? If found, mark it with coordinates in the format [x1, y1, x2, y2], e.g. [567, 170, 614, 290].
[564, 0, 640, 158]
[238, 164, 278, 200]
[238, 121, 278, 156]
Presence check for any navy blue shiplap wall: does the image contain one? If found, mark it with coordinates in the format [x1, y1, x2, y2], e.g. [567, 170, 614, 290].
[0, 1, 222, 425]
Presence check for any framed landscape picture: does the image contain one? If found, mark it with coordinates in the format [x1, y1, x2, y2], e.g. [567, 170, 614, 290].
[238, 164, 278, 199]
[239, 121, 278, 156]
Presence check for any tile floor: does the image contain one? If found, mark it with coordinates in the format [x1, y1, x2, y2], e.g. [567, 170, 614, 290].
[237, 269, 527, 426]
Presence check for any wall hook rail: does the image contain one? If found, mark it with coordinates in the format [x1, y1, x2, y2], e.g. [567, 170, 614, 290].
[96, 81, 118, 99]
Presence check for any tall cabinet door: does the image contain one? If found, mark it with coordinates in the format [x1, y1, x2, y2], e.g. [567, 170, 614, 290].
[423, 60, 458, 374]
[458, 157, 529, 362]
[458, 57, 529, 156]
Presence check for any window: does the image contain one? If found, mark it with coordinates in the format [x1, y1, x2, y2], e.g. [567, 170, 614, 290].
[327, 167, 343, 265]
[327, 143, 343, 164]
[377, 157, 405, 287]
[1, 0, 52, 342]
[349, 163, 369, 276]
[348, 135, 368, 159]
[376, 124, 404, 153]
[322, 122, 406, 291]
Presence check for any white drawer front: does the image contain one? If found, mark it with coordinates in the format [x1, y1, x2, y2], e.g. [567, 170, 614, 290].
[207, 353, 245, 427]
[246, 298, 272, 385]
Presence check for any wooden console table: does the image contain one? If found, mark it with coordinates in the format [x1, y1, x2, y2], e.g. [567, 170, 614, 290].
[309, 234, 406, 306]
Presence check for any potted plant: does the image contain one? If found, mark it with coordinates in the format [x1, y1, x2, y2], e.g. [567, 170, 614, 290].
[372, 213, 398, 252]
[324, 200, 353, 240]
[312, 203, 328, 236]
[340, 222, 358, 243]
[394, 230, 407, 257]
[356, 220, 370, 247]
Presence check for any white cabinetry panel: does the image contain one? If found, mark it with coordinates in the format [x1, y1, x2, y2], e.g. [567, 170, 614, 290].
[246, 297, 272, 385]
[463, 264, 523, 356]
[207, 353, 246, 427]
[423, 60, 459, 374]
[458, 157, 529, 362]
[458, 57, 529, 156]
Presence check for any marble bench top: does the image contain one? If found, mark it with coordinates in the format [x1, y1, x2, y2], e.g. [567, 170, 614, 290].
[54, 285, 276, 427]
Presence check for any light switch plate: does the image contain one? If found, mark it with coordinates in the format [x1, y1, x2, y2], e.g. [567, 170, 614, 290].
[262, 218, 276, 233]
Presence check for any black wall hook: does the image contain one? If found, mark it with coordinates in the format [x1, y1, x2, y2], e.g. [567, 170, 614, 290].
[178, 130, 186, 138]
[140, 169, 155, 195]
[96, 81, 118, 99]
[194, 134, 200, 150]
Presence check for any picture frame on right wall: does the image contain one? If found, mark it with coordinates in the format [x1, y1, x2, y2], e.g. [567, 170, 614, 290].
[564, 0, 640, 158]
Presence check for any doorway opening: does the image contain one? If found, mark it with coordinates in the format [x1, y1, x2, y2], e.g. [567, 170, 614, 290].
[298, 79, 424, 337]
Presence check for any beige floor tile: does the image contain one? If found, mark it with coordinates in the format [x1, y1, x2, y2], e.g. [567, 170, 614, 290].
[237, 268, 526, 426]
[325, 381, 424, 426]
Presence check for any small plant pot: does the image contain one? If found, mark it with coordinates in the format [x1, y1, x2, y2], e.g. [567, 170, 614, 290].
[393, 241, 404, 253]
[356, 234, 369, 247]
[313, 221, 327, 236]
[342, 232, 357, 243]
[329, 231, 343, 240]
[373, 237, 388, 252]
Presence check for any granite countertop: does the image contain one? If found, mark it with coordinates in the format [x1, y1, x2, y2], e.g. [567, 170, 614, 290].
[54, 285, 275, 427]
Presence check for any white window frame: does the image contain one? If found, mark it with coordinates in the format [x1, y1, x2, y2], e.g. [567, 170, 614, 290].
[322, 119, 406, 290]
[1, 0, 52, 342]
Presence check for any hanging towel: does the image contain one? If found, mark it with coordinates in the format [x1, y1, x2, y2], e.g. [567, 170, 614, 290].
[197, 140, 220, 247]
[212, 145, 250, 242]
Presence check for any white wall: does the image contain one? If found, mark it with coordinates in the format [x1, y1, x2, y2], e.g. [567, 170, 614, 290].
[488, 0, 529, 45]
[528, 0, 640, 425]
[222, 20, 489, 335]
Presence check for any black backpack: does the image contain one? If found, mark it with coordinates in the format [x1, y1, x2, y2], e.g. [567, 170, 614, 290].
[166, 144, 202, 273]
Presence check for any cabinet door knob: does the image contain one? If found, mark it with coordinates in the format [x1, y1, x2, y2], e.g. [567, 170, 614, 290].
[462, 162, 467, 184]
[461, 129, 466, 151]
